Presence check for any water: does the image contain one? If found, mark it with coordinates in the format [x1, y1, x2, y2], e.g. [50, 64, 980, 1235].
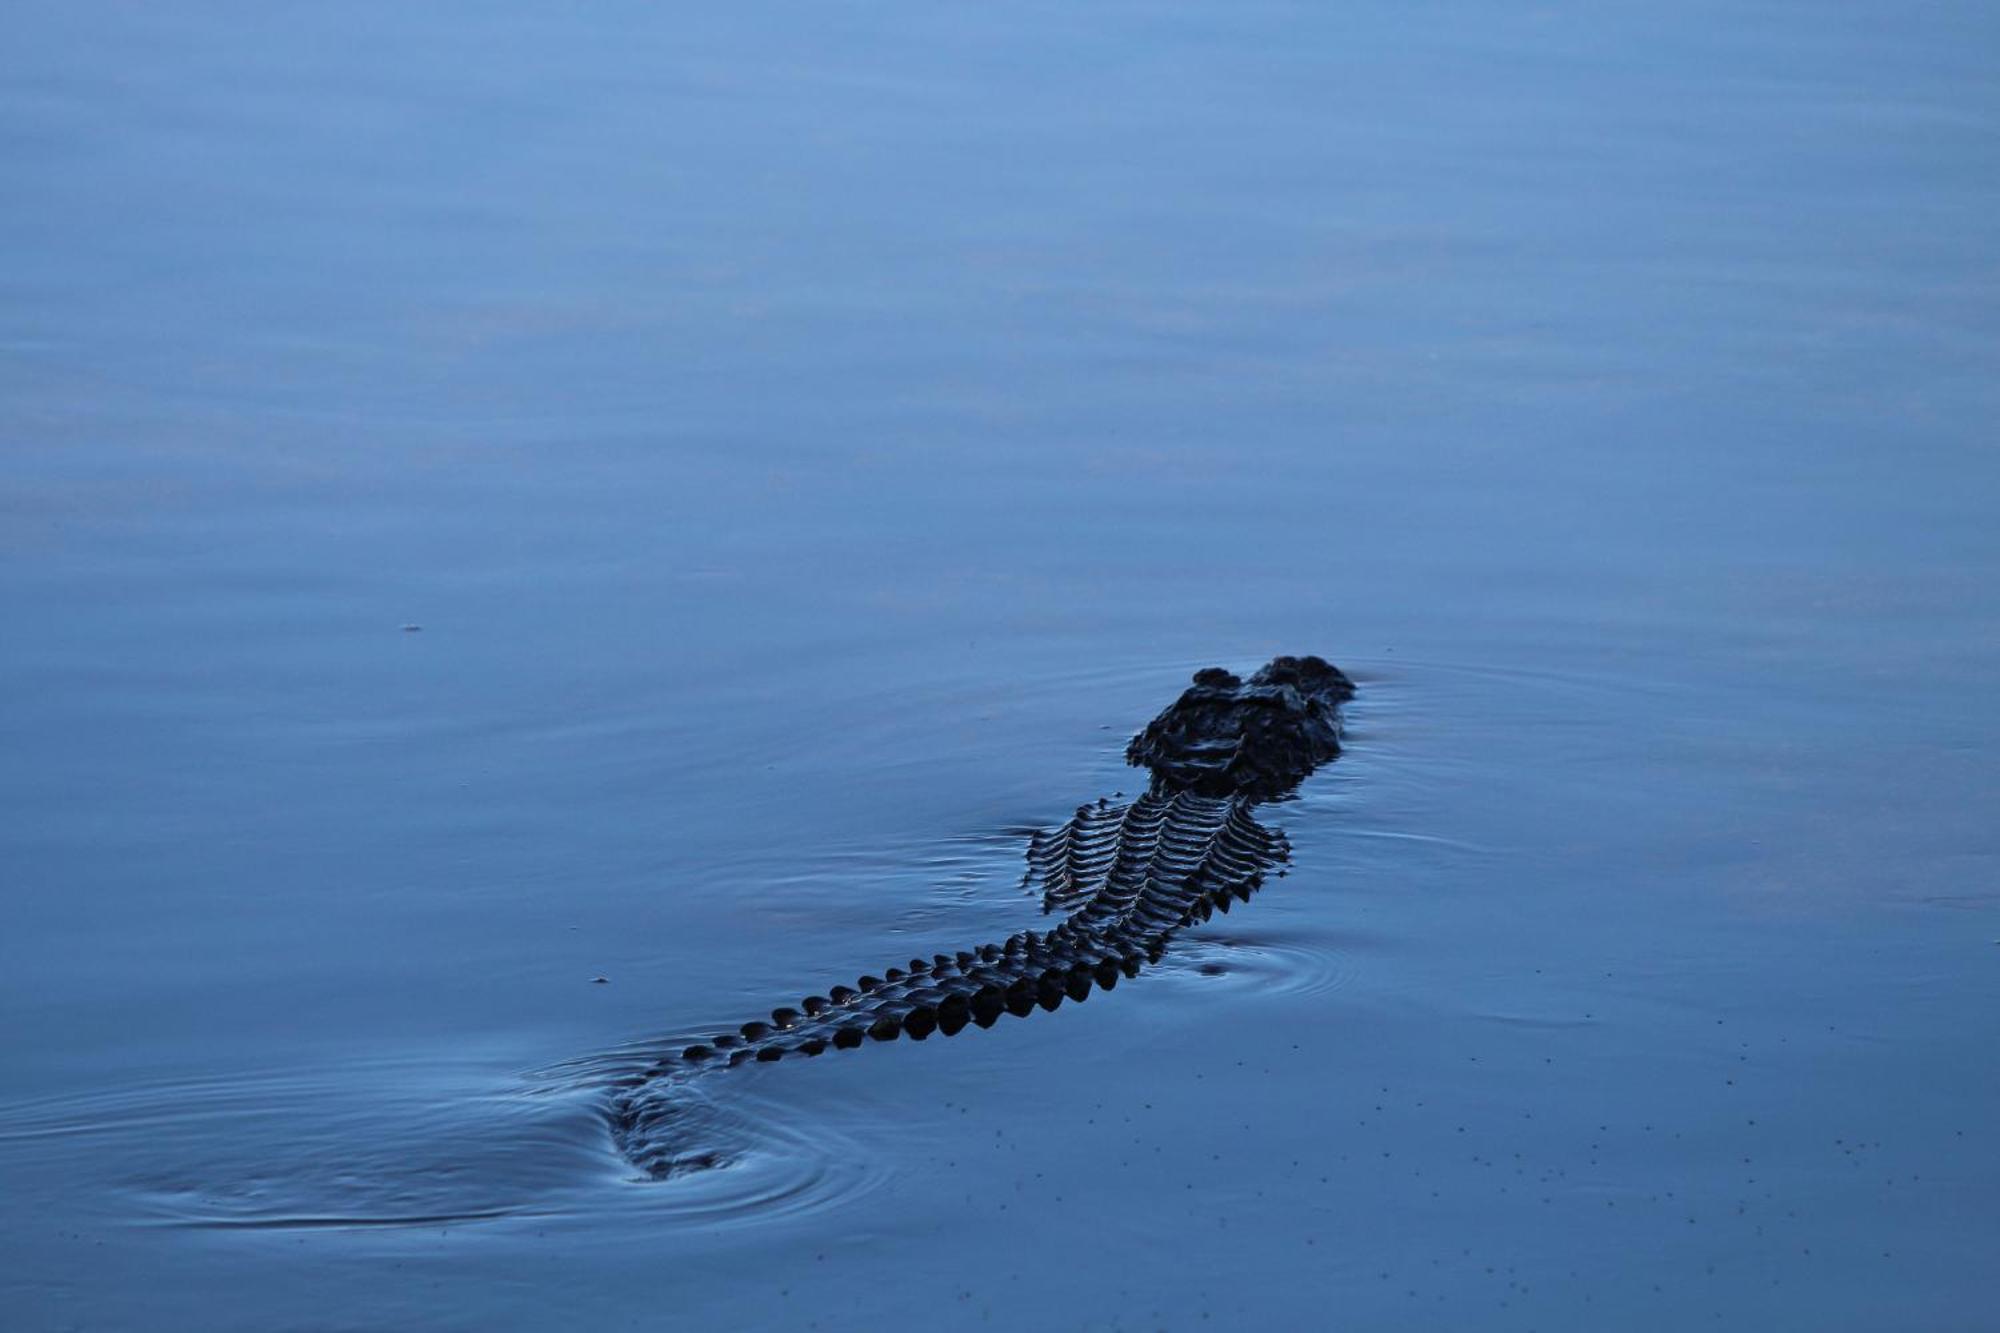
[4, 2, 1997, 1328]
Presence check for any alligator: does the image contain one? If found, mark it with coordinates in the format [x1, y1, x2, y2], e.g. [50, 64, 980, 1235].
[608, 655, 1354, 1179]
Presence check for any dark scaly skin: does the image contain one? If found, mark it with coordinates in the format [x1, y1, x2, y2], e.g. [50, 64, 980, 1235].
[608, 655, 1354, 1179]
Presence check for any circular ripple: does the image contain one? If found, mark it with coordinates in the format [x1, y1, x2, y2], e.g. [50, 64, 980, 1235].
[1162, 929, 1356, 1000]
[596, 1078, 887, 1229]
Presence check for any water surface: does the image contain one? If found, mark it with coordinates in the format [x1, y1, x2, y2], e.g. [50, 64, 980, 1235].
[4, 3, 1998, 1329]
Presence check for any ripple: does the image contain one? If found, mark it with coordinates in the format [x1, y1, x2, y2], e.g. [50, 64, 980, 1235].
[0, 1040, 892, 1235]
[600, 1081, 887, 1229]
[535, 1038, 891, 1229]
[1162, 927, 1358, 1000]
[0, 1055, 612, 1232]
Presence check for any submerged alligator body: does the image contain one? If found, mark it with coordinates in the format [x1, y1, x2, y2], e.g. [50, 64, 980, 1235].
[609, 655, 1354, 1178]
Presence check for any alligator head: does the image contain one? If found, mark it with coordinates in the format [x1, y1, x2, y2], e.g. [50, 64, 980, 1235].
[1125, 655, 1355, 800]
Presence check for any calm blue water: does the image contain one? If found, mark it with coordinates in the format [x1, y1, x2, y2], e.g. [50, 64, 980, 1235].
[4, 3, 1998, 1329]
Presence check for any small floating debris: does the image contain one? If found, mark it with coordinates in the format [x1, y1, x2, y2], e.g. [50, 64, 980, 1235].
[400, 623, 423, 633]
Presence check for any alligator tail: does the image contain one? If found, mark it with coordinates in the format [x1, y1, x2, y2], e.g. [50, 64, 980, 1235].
[608, 792, 1286, 1177]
